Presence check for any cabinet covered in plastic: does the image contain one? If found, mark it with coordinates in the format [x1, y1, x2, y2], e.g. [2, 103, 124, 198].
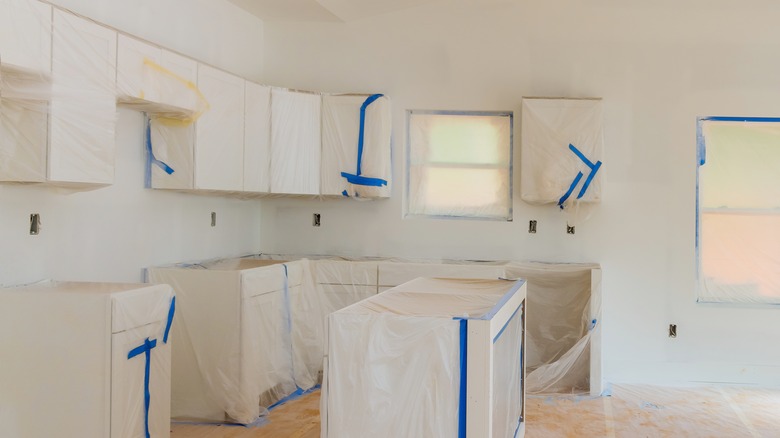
[322, 277, 526, 438]
[147, 258, 323, 425]
[0, 281, 175, 438]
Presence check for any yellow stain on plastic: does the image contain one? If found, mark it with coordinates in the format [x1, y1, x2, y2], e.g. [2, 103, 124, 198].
[142, 57, 210, 127]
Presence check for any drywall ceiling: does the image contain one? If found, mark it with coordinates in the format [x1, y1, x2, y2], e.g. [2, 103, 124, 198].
[227, 0, 440, 22]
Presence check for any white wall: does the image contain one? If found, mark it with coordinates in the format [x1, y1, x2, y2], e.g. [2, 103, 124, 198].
[261, 0, 780, 386]
[0, 0, 265, 285]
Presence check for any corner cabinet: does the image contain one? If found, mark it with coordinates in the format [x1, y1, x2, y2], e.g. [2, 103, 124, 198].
[321, 94, 392, 198]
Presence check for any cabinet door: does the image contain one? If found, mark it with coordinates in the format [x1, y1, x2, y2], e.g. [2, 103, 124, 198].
[243, 81, 271, 193]
[49, 10, 117, 185]
[112, 322, 171, 438]
[195, 64, 244, 191]
[242, 290, 296, 408]
[160, 49, 199, 114]
[270, 89, 321, 195]
[117, 34, 161, 103]
[0, 99, 48, 181]
[0, 0, 52, 72]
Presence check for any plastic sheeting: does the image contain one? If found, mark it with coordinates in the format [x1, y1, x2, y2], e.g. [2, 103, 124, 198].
[271, 89, 322, 195]
[0, 2, 118, 186]
[321, 94, 392, 198]
[0, 280, 175, 438]
[322, 277, 525, 438]
[521, 98, 604, 222]
[504, 262, 598, 395]
[147, 257, 324, 425]
[308, 255, 599, 396]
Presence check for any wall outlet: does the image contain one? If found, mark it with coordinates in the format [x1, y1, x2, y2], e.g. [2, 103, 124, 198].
[313, 213, 321, 227]
[211, 212, 216, 227]
[29, 213, 41, 235]
[668, 324, 677, 338]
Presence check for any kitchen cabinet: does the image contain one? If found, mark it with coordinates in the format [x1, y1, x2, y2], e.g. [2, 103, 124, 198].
[270, 89, 321, 195]
[0, 281, 175, 438]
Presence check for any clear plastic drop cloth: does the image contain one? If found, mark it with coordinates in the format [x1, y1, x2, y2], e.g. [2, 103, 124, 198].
[504, 262, 599, 395]
[270, 89, 322, 195]
[321, 94, 392, 198]
[521, 98, 604, 224]
[0, 280, 175, 438]
[147, 257, 324, 425]
[1, 2, 119, 186]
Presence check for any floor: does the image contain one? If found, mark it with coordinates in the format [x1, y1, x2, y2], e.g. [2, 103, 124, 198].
[171, 384, 780, 437]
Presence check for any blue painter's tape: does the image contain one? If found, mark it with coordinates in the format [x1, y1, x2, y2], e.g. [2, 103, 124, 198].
[342, 190, 349, 197]
[163, 296, 176, 344]
[340, 172, 388, 187]
[568, 143, 596, 168]
[558, 171, 583, 208]
[356, 94, 384, 176]
[492, 302, 522, 344]
[577, 160, 602, 199]
[128, 338, 158, 438]
[458, 318, 468, 438]
[268, 385, 321, 411]
[144, 117, 174, 190]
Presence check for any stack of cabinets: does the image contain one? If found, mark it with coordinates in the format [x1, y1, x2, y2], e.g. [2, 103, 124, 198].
[0, 281, 175, 438]
[147, 67, 273, 193]
[0, 3, 118, 186]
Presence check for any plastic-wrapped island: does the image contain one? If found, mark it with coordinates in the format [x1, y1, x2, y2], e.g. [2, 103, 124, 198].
[322, 276, 526, 438]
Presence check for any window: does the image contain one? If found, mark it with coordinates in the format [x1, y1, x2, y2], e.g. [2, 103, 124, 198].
[697, 117, 780, 304]
[406, 110, 513, 220]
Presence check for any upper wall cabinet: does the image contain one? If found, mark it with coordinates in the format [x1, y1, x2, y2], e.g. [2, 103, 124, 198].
[116, 34, 200, 116]
[48, 10, 117, 185]
[244, 81, 271, 193]
[0, 0, 51, 73]
[321, 94, 391, 198]
[194, 64, 245, 191]
[270, 89, 321, 195]
[520, 97, 603, 211]
[1, 6, 117, 186]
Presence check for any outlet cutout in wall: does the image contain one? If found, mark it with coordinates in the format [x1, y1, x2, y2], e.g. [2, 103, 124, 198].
[313, 213, 321, 227]
[211, 212, 216, 227]
[669, 324, 677, 338]
[566, 224, 575, 234]
[528, 220, 537, 234]
[29, 214, 41, 235]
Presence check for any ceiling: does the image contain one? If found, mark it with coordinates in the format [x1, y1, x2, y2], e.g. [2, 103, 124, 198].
[227, 0, 441, 22]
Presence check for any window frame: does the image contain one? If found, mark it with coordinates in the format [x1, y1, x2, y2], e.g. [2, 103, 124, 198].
[696, 115, 780, 306]
[404, 109, 514, 221]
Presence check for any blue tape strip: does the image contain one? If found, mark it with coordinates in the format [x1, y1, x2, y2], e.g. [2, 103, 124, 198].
[128, 338, 158, 438]
[458, 319, 468, 438]
[340, 172, 388, 187]
[163, 296, 176, 344]
[267, 385, 321, 411]
[558, 144, 602, 208]
[145, 117, 175, 189]
[577, 160, 602, 199]
[355, 94, 384, 176]
[492, 302, 522, 344]
[558, 171, 583, 207]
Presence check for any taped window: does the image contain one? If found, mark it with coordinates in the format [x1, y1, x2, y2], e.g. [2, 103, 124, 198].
[406, 110, 513, 220]
[697, 117, 780, 304]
